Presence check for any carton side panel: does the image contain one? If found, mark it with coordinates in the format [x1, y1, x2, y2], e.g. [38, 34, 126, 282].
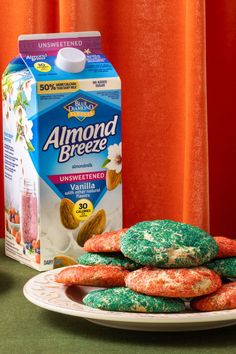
[3, 67, 42, 269]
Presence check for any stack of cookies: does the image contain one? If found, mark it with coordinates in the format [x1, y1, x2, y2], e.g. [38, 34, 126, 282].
[56, 220, 236, 313]
[205, 236, 236, 278]
[192, 236, 236, 311]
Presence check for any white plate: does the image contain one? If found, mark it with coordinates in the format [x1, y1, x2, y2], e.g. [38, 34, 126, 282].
[23, 268, 236, 332]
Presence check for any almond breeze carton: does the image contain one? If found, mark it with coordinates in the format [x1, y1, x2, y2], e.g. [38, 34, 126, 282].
[2, 32, 122, 271]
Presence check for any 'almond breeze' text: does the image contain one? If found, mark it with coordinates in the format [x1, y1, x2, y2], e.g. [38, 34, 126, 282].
[42, 115, 118, 162]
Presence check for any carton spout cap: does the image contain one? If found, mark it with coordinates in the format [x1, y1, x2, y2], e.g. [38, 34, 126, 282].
[55, 47, 86, 73]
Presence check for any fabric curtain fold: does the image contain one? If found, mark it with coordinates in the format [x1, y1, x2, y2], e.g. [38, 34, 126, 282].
[183, 0, 208, 230]
[59, 0, 209, 230]
[0, 0, 235, 236]
[206, 0, 236, 236]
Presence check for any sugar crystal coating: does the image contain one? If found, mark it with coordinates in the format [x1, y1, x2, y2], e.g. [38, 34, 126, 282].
[125, 266, 222, 298]
[84, 228, 128, 252]
[78, 252, 140, 270]
[191, 282, 236, 311]
[121, 220, 218, 267]
[83, 287, 185, 313]
[55, 265, 129, 287]
[205, 257, 236, 277]
[214, 237, 236, 258]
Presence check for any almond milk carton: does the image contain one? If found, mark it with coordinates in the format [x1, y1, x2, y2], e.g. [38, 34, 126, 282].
[2, 32, 122, 270]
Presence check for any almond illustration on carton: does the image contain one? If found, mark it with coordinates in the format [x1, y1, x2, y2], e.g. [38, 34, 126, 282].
[106, 170, 122, 191]
[60, 198, 80, 230]
[53, 255, 78, 269]
[77, 209, 106, 246]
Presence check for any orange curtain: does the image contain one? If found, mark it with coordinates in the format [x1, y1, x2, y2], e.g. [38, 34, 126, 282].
[206, 1, 236, 237]
[0, 0, 235, 236]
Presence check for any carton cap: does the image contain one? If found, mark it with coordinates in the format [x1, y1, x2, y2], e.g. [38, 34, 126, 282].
[55, 47, 86, 73]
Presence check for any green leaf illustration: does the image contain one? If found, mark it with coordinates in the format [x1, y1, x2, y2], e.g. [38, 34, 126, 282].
[14, 93, 22, 110]
[2, 90, 7, 100]
[6, 79, 13, 94]
[26, 140, 35, 152]
[14, 91, 29, 110]
[102, 158, 111, 168]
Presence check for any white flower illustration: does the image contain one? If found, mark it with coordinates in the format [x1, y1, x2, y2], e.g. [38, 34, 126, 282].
[3, 97, 9, 119]
[22, 119, 33, 142]
[106, 143, 122, 173]
[15, 105, 34, 151]
[23, 79, 34, 101]
[16, 105, 26, 120]
[11, 81, 20, 101]
[3, 96, 16, 133]
[3, 94, 14, 120]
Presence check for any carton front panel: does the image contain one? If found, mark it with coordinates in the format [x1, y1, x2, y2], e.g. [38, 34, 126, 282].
[36, 83, 122, 269]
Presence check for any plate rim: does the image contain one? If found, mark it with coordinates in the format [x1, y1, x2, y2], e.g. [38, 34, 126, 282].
[23, 267, 236, 325]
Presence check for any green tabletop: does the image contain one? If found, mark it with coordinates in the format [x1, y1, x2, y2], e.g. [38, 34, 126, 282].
[0, 239, 235, 354]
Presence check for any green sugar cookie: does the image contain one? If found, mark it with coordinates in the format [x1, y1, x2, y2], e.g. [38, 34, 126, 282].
[78, 252, 140, 270]
[83, 287, 185, 313]
[120, 219, 218, 268]
[205, 257, 236, 277]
